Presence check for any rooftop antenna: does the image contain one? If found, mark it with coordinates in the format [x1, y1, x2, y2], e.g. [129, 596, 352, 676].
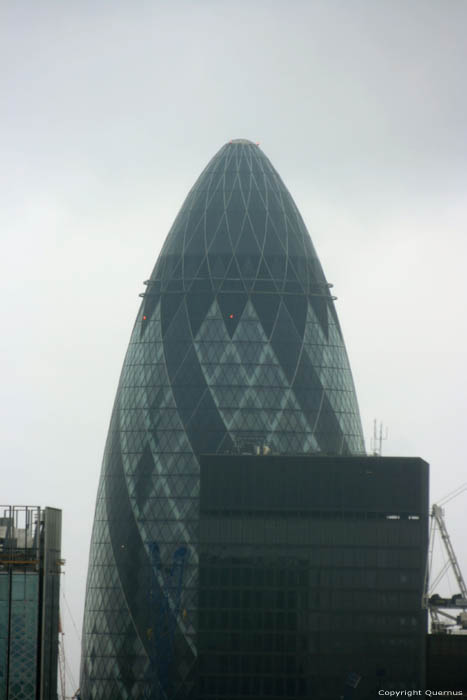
[371, 419, 388, 456]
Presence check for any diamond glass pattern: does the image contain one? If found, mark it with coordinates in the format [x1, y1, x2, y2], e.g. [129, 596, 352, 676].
[80, 140, 365, 699]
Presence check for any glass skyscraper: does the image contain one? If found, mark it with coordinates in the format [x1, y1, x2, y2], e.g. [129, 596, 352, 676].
[80, 139, 365, 699]
[0, 505, 62, 700]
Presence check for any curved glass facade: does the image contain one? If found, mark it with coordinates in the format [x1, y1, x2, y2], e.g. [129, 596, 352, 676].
[80, 140, 365, 699]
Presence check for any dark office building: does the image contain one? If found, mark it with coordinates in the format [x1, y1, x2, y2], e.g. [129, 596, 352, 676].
[0, 505, 62, 700]
[426, 634, 467, 692]
[199, 455, 429, 699]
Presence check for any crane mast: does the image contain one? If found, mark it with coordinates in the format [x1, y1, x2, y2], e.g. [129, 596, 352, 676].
[432, 504, 467, 600]
[426, 494, 467, 633]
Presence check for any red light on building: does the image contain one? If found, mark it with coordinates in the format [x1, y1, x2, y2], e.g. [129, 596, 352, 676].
[229, 314, 234, 319]
[143, 315, 147, 321]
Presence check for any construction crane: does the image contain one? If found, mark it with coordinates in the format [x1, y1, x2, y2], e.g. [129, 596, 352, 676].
[425, 482, 467, 633]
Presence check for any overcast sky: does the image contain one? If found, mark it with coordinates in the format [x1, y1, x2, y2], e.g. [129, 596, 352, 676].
[2, 0, 467, 691]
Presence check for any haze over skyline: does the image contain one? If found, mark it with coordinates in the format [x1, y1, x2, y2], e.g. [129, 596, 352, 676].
[2, 0, 467, 690]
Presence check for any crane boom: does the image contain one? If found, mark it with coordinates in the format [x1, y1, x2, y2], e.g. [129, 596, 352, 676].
[432, 504, 467, 600]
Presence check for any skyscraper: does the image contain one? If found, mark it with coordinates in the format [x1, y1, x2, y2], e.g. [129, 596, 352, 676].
[80, 139, 365, 698]
[0, 505, 62, 700]
[198, 454, 428, 699]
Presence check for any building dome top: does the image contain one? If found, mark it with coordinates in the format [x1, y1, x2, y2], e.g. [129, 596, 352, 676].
[150, 140, 323, 296]
[228, 138, 256, 144]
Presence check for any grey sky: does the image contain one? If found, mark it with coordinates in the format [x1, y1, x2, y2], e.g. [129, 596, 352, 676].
[2, 0, 467, 690]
